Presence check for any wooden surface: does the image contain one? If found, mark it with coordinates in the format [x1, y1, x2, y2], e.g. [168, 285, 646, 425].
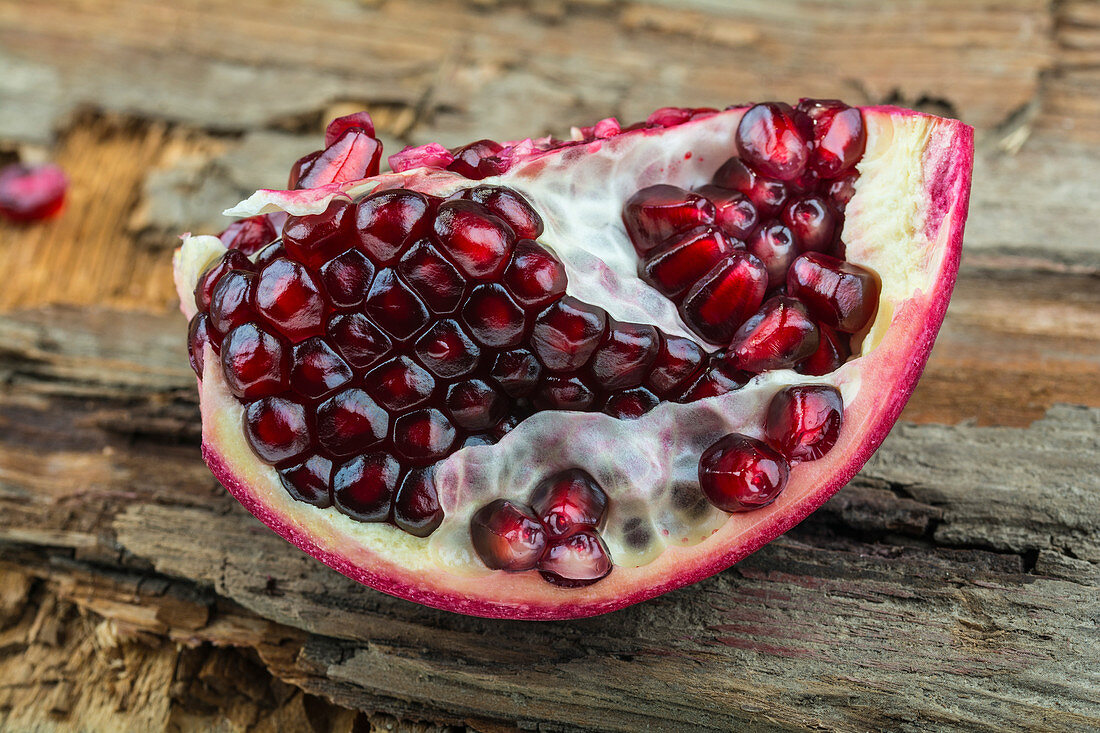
[0, 1, 1098, 731]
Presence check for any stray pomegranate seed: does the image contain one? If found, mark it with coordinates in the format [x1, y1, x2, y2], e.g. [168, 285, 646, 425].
[490, 349, 542, 397]
[589, 321, 660, 390]
[208, 270, 256, 336]
[797, 99, 866, 179]
[325, 111, 376, 146]
[278, 454, 333, 508]
[603, 387, 660, 419]
[413, 319, 481, 379]
[726, 296, 820, 373]
[696, 185, 758, 241]
[356, 189, 434, 265]
[462, 283, 527, 348]
[393, 408, 457, 463]
[363, 269, 430, 341]
[433, 200, 516, 280]
[218, 214, 279, 256]
[448, 139, 506, 179]
[798, 324, 850, 376]
[327, 313, 393, 370]
[643, 225, 738, 298]
[255, 258, 327, 343]
[787, 252, 880, 333]
[676, 366, 744, 402]
[445, 379, 507, 430]
[0, 163, 66, 222]
[502, 239, 567, 308]
[332, 452, 401, 522]
[295, 129, 382, 189]
[459, 185, 545, 239]
[187, 314, 214, 377]
[765, 385, 844, 463]
[679, 251, 768, 344]
[397, 240, 468, 314]
[531, 296, 608, 372]
[735, 103, 812, 182]
[529, 469, 608, 536]
[367, 356, 436, 412]
[220, 323, 288, 399]
[622, 185, 715, 254]
[394, 467, 444, 537]
[283, 198, 356, 270]
[538, 527, 612, 588]
[290, 337, 353, 399]
[699, 433, 790, 512]
[320, 248, 375, 308]
[244, 396, 312, 465]
[534, 375, 599, 411]
[746, 222, 798, 290]
[711, 158, 788, 218]
[781, 195, 838, 253]
[195, 250, 254, 314]
[470, 499, 548, 571]
[316, 388, 389, 456]
[646, 335, 706, 398]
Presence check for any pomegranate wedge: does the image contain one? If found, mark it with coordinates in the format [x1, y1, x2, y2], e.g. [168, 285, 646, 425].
[174, 102, 972, 619]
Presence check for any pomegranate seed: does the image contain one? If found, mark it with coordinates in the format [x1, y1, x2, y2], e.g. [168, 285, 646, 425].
[462, 283, 527, 348]
[530, 469, 608, 535]
[502, 239, 567, 308]
[363, 269, 430, 341]
[187, 314, 214, 378]
[643, 225, 738, 297]
[696, 185, 758, 241]
[290, 337, 353, 399]
[797, 99, 866, 179]
[317, 388, 389, 456]
[589, 321, 659, 390]
[393, 408, 457, 463]
[333, 452, 401, 522]
[735, 103, 812, 182]
[534, 375, 598, 411]
[489, 349, 542, 397]
[470, 499, 548, 571]
[244, 396, 312, 465]
[327, 313, 393, 370]
[622, 185, 715, 254]
[448, 139, 506, 179]
[460, 185, 544, 239]
[746, 222, 798, 290]
[356, 189, 434, 265]
[288, 151, 321, 189]
[283, 198, 356, 270]
[531, 296, 608, 372]
[603, 387, 660, 419]
[699, 433, 790, 512]
[394, 467, 444, 537]
[219, 214, 279, 256]
[208, 270, 256, 336]
[710, 158, 788, 218]
[765, 385, 844, 463]
[490, 413, 522, 440]
[0, 163, 66, 222]
[679, 252, 768, 344]
[787, 253, 880, 333]
[397, 240, 468, 314]
[538, 527, 612, 588]
[827, 173, 858, 212]
[366, 356, 436, 412]
[220, 323, 288, 399]
[320, 248, 375, 308]
[798, 324, 850, 376]
[255, 258, 326, 343]
[445, 379, 507, 430]
[324, 111, 376, 146]
[726, 296, 820, 373]
[278, 454, 333, 508]
[433, 200, 516, 280]
[675, 366, 744, 402]
[295, 129, 382, 189]
[781, 195, 838, 253]
[195, 250, 254, 314]
[254, 240, 286, 270]
[646, 335, 706, 398]
[413, 319, 481, 379]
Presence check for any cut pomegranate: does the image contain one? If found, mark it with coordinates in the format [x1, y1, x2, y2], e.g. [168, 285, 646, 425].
[176, 100, 972, 619]
[0, 163, 67, 222]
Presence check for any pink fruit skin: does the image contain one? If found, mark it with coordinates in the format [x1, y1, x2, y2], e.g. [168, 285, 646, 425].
[192, 106, 972, 619]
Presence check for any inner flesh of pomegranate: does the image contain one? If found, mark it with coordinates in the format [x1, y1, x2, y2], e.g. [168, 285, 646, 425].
[188, 99, 881, 590]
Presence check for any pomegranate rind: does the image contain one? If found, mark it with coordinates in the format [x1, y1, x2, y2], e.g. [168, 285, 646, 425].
[180, 106, 972, 619]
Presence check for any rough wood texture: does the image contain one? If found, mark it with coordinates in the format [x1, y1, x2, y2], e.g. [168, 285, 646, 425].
[1, 0, 1099, 730]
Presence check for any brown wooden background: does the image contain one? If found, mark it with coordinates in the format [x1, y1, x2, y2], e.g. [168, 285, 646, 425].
[0, 1, 1098, 731]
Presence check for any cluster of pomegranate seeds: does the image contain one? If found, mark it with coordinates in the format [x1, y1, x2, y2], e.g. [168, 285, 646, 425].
[0, 163, 67, 222]
[470, 470, 612, 587]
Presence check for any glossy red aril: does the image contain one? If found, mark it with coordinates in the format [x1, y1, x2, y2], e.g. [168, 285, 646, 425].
[746, 222, 798, 289]
[827, 173, 859, 211]
[490, 349, 542, 397]
[327, 313, 392, 370]
[325, 111, 376, 146]
[244, 396, 312, 465]
[414, 319, 481, 379]
[283, 198, 356, 270]
[448, 139, 506, 180]
[316, 388, 388, 456]
[433, 200, 516, 280]
[726, 296, 819, 373]
[534, 374, 598, 411]
[798, 99, 867, 179]
[195, 251, 254, 314]
[459, 185, 545, 240]
[765, 385, 844, 463]
[799, 323, 850, 376]
[623, 185, 715, 254]
[290, 337, 353, 399]
[393, 408, 457, 463]
[529, 469, 608, 536]
[394, 468, 444, 537]
[646, 335, 705, 398]
[589, 321, 659, 390]
[367, 356, 435, 412]
[470, 500, 548, 571]
[363, 269, 430, 341]
[356, 189, 433, 265]
[255, 258, 326, 343]
[462, 283, 526, 348]
[208, 270, 256, 336]
[539, 528, 613, 588]
[0, 163, 66, 222]
[220, 323, 287, 399]
[218, 214, 280, 255]
[711, 158, 788, 217]
[735, 103, 812, 182]
[294, 129, 382, 189]
[333, 452, 401, 522]
[699, 433, 790, 512]
[696, 185, 758, 240]
[187, 314, 213, 377]
[603, 387, 660, 419]
[397, 240, 467, 314]
[787, 252, 880, 333]
[445, 379, 506, 430]
[320, 248, 375, 308]
[679, 252, 768, 344]
[781, 195, 838, 253]
[531, 296, 608, 372]
[502, 239, 567, 308]
[278, 454, 333, 508]
[643, 225, 738, 297]
[676, 366, 744, 402]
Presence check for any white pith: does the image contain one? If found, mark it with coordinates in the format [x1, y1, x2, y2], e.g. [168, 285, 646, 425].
[175, 110, 941, 576]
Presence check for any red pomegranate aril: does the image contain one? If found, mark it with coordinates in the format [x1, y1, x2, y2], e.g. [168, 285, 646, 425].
[208, 270, 256, 336]
[534, 375, 599, 411]
[696, 185, 758, 241]
[414, 319, 481, 379]
[288, 151, 321, 190]
[244, 396, 311, 465]
[781, 195, 838, 253]
[254, 240, 286, 270]
[797, 99, 866, 179]
[332, 452, 401, 522]
[798, 323, 850, 376]
[327, 313, 393, 370]
[675, 366, 744, 402]
[470, 499, 548, 571]
[290, 337, 353, 399]
[460, 185, 544, 239]
[765, 385, 844, 463]
[397, 240, 467, 314]
[538, 527, 612, 588]
[393, 408, 457, 463]
[589, 321, 659, 390]
[679, 252, 768, 344]
[325, 111, 376, 146]
[220, 323, 288, 399]
[363, 269, 430, 341]
[530, 469, 608, 536]
[255, 258, 326, 343]
[489, 349, 542, 397]
[283, 198, 356, 270]
[603, 387, 660, 419]
[320, 248, 375, 308]
[219, 214, 279, 256]
[356, 189, 434, 265]
[827, 173, 858, 211]
[787, 252, 880, 334]
[746, 222, 798, 290]
[735, 102, 812, 182]
[433, 200, 516, 280]
[643, 225, 737, 298]
[295, 129, 382, 189]
[711, 158, 788, 218]
[623, 185, 716, 254]
[490, 413, 522, 440]
[699, 433, 790, 512]
[317, 387, 389, 456]
[195, 250, 254, 314]
[394, 467, 444, 537]
[366, 356, 436, 412]
[446, 379, 507, 430]
[278, 454, 333, 508]
[726, 296, 820, 373]
[502, 239, 567, 308]
[531, 296, 608, 372]
[448, 139, 506, 180]
[187, 314, 215, 378]
[646, 335, 706, 397]
[0, 163, 66, 222]
[462, 283, 527, 348]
